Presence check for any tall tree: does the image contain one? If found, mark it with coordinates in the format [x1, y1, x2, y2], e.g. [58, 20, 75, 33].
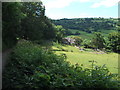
[2, 2, 22, 50]
[21, 2, 45, 40]
[21, 2, 55, 41]
[91, 32, 106, 49]
[108, 32, 120, 53]
[54, 25, 65, 43]
[73, 36, 83, 46]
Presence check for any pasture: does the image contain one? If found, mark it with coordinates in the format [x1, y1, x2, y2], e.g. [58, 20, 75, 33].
[52, 44, 118, 74]
[66, 29, 117, 40]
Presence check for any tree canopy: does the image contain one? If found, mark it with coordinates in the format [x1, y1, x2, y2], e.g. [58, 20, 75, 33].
[2, 2, 56, 50]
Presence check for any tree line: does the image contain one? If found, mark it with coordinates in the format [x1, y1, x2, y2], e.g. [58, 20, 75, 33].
[2, 2, 57, 51]
[52, 18, 117, 33]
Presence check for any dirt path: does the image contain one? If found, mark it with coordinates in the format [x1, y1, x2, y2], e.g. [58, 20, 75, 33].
[2, 49, 12, 70]
[0, 49, 12, 89]
[75, 46, 106, 54]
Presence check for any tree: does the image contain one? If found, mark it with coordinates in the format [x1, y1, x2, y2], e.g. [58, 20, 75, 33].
[2, 2, 23, 50]
[21, 2, 45, 40]
[73, 36, 83, 46]
[21, 2, 56, 41]
[2, 2, 57, 50]
[108, 32, 120, 53]
[82, 39, 92, 48]
[54, 25, 65, 43]
[91, 32, 106, 49]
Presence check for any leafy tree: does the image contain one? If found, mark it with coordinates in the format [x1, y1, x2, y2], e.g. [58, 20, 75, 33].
[82, 39, 92, 48]
[108, 32, 120, 53]
[73, 36, 83, 46]
[54, 25, 65, 43]
[21, 2, 45, 40]
[21, 2, 56, 41]
[2, 2, 56, 50]
[2, 2, 23, 50]
[91, 32, 106, 49]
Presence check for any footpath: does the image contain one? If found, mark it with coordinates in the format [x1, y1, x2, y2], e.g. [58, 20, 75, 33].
[0, 49, 12, 89]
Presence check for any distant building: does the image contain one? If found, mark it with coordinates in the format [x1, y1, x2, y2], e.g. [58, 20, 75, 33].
[62, 37, 75, 45]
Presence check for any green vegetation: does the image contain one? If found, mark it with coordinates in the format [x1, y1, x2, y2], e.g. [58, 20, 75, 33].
[52, 44, 118, 74]
[2, 1, 120, 89]
[2, 2, 56, 51]
[52, 18, 117, 34]
[107, 32, 120, 53]
[2, 2, 22, 50]
[52, 18, 118, 41]
[91, 32, 106, 49]
[3, 40, 119, 89]
[66, 29, 94, 39]
[73, 36, 83, 46]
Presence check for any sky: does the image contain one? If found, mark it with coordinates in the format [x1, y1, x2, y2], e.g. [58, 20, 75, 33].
[41, 0, 119, 19]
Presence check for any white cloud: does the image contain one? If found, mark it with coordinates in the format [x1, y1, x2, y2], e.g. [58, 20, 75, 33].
[42, 0, 118, 19]
[91, 0, 119, 8]
[42, 0, 96, 10]
[79, 0, 90, 2]
[42, 0, 119, 9]
[43, 0, 77, 10]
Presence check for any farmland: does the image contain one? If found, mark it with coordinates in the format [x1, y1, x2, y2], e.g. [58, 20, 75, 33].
[52, 44, 118, 74]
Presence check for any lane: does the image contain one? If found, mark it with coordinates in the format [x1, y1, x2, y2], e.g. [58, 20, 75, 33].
[2, 49, 12, 70]
[0, 49, 12, 90]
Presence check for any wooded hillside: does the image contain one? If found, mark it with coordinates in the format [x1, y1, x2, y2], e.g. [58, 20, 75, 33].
[52, 18, 118, 33]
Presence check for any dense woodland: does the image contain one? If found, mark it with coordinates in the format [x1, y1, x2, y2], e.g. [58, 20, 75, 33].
[2, 2, 56, 50]
[52, 18, 117, 33]
[2, 2, 120, 89]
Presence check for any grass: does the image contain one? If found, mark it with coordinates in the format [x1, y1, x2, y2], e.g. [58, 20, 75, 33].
[66, 29, 117, 40]
[52, 44, 118, 74]
[66, 29, 93, 40]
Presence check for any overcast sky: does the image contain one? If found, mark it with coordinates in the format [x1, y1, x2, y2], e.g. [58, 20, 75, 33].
[41, 0, 119, 19]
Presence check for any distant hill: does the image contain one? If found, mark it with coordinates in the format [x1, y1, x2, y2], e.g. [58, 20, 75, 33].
[52, 18, 118, 33]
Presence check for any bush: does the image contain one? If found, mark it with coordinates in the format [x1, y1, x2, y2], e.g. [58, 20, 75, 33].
[73, 36, 83, 46]
[3, 40, 120, 89]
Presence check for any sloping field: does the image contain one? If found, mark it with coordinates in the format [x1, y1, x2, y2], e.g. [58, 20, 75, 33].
[52, 45, 118, 74]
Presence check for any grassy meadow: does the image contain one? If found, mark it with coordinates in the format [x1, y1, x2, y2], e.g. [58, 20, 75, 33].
[52, 44, 118, 74]
[66, 29, 117, 40]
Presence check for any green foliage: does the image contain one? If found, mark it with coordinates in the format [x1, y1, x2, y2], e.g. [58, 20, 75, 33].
[91, 32, 106, 49]
[52, 18, 117, 34]
[54, 25, 65, 42]
[2, 2, 56, 51]
[73, 36, 83, 46]
[107, 32, 120, 53]
[3, 40, 119, 89]
[82, 39, 92, 48]
[21, 2, 55, 40]
[52, 44, 118, 73]
[2, 2, 23, 50]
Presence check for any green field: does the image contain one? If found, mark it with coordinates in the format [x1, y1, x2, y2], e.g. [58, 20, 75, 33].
[52, 44, 118, 74]
[66, 29, 117, 40]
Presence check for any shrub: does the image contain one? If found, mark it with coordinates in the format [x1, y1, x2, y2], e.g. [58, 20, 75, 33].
[3, 40, 120, 89]
[73, 36, 83, 46]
